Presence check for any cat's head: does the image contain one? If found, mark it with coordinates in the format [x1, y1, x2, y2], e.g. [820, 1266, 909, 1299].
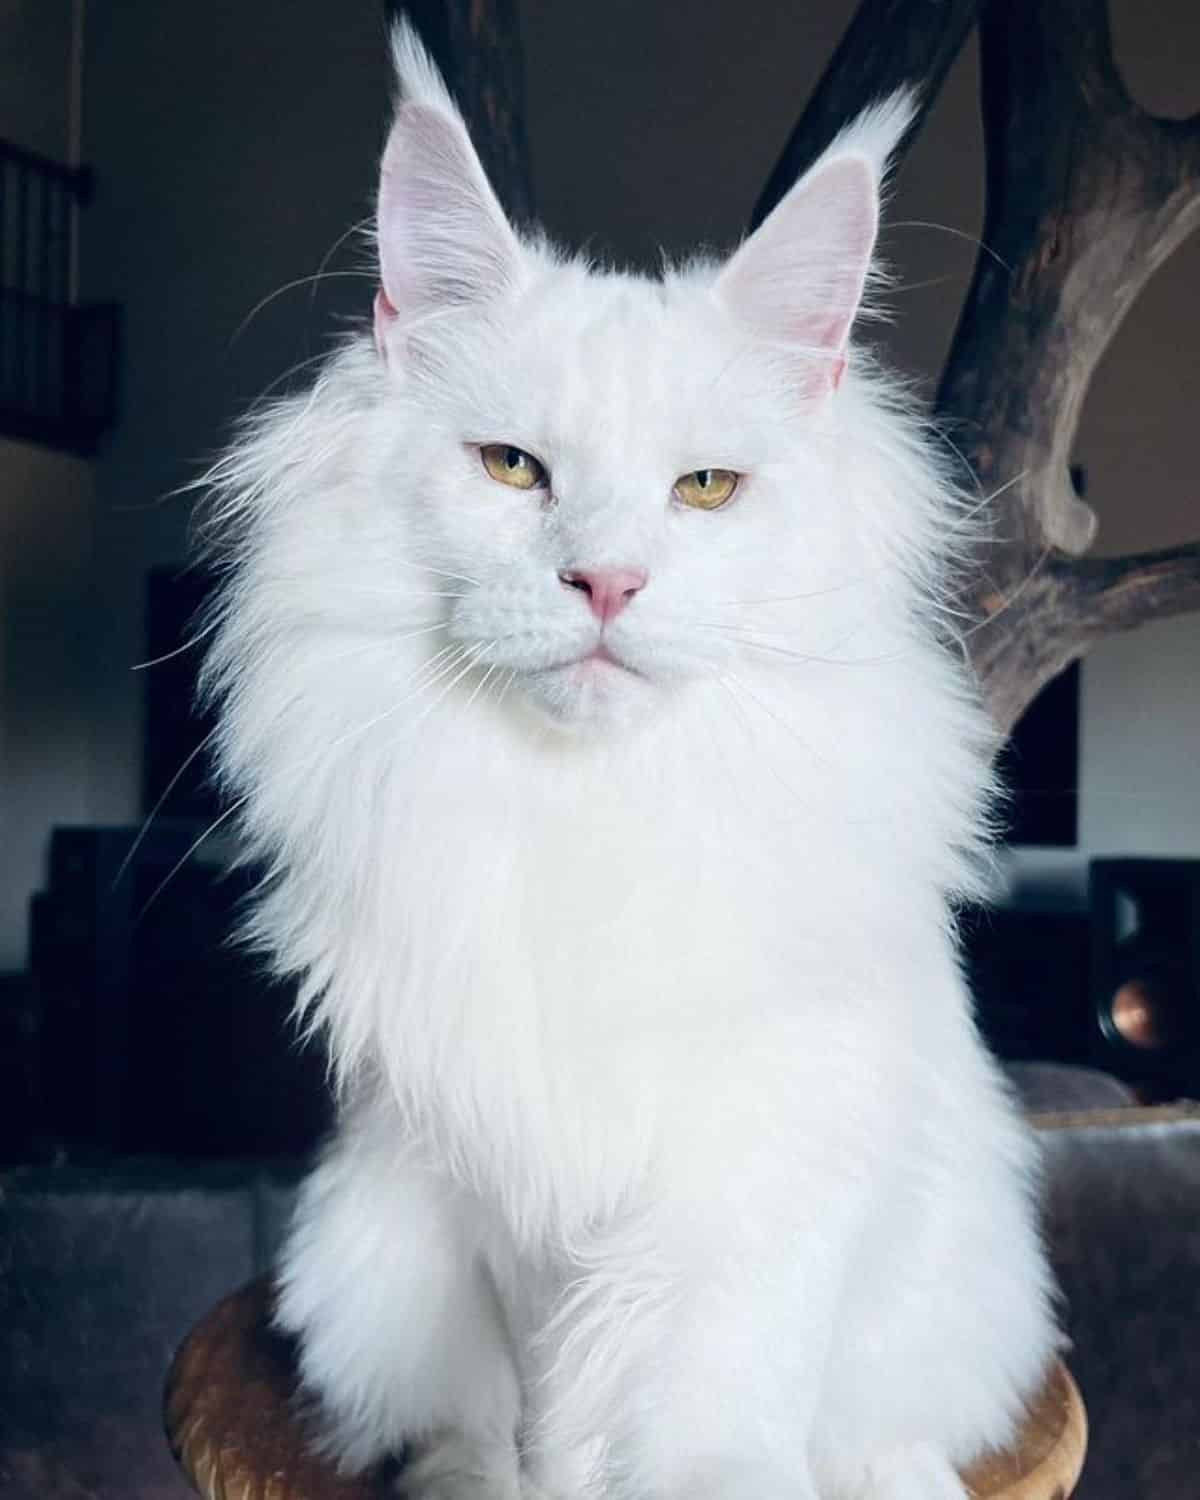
[320, 30, 916, 737]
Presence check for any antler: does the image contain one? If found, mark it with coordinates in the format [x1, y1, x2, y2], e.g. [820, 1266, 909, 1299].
[941, 0, 1200, 731]
[758, 0, 1200, 733]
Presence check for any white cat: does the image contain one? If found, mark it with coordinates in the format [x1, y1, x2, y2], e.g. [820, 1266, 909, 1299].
[202, 25, 1058, 1500]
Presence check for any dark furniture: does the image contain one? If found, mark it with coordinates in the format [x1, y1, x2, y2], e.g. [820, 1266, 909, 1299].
[21, 825, 331, 1162]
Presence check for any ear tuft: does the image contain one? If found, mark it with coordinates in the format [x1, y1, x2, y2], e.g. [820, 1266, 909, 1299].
[388, 19, 459, 116]
[715, 90, 916, 396]
[819, 88, 917, 187]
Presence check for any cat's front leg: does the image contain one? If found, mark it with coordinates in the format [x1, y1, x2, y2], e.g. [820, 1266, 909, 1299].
[847, 1445, 968, 1500]
[275, 1106, 521, 1498]
[527, 1203, 847, 1500]
[607, 1271, 829, 1500]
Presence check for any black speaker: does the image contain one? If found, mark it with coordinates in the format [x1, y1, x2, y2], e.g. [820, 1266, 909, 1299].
[1089, 859, 1200, 1094]
[960, 905, 1092, 1064]
[27, 826, 333, 1160]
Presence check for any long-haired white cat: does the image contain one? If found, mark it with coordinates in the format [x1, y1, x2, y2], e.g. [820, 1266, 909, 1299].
[202, 24, 1057, 1500]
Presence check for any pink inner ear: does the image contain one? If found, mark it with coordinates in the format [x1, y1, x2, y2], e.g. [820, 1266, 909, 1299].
[375, 100, 521, 336]
[373, 289, 398, 359]
[715, 153, 879, 394]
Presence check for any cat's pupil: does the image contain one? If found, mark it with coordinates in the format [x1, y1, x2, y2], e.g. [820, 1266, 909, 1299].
[506, 448, 523, 470]
[697, 470, 712, 488]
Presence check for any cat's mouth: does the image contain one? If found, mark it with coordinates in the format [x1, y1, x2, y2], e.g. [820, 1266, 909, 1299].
[552, 643, 643, 677]
[520, 640, 655, 730]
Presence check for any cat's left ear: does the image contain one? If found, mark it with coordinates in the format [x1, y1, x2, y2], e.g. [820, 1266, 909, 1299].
[714, 93, 913, 397]
[374, 23, 523, 358]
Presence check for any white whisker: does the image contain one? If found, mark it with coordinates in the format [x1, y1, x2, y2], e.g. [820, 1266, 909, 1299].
[959, 540, 1055, 642]
[370, 644, 489, 767]
[113, 730, 218, 891]
[463, 656, 499, 711]
[410, 643, 490, 727]
[720, 670, 833, 775]
[229, 270, 376, 347]
[136, 797, 247, 921]
[388, 557, 480, 588]
[683, 620, 860, 665]
[890, 218, 1012, 273]
[350, 587, 467, 601]
[490, 666, 518, 712]
[245, 347, 342, 410]
[716, 672, 819, 805]
[131, 618, 219, 671]
[942, 469, 1030, 537]
[309, 216, 375, 318]
[705, 582, 870, 608]
[312, 622, 449, 669]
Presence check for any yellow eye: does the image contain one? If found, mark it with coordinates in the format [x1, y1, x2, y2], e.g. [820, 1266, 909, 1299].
[673, 468, 739, 511]
[480, 444, 548, 491]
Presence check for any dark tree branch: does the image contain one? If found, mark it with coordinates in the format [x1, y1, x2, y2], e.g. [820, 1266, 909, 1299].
[962, 541, 1200, 737]
[390, 0, 535, 225]
[937, 0, 1200, 728]
[1069, 542, 1200, 636]
[751, 0, 980, 228]
[1175, 109, 1200, 182]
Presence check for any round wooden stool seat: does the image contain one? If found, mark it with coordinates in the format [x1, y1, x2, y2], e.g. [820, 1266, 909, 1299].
[165, 1277, 1086, 1500]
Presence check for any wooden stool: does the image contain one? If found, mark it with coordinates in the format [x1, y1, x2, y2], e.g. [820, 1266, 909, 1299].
[165, 1277, 1087, 1500]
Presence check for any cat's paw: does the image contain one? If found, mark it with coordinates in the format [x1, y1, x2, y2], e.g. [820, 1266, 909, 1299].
[396, 1433, 522, 1500]
[519, 1437, 604, 1500]
[853, 1444, 968, 1500]
[518, 1476, 578, 1500]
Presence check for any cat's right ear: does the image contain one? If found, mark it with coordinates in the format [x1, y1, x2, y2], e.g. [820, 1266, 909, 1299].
[374, 23, 522, 358]
[714, 92, 914, 399]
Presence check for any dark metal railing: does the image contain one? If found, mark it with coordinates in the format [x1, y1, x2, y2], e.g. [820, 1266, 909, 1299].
[0, 138, 119, 453]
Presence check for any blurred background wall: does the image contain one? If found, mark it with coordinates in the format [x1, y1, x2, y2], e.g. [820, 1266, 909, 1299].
[1, 0, 95, 971]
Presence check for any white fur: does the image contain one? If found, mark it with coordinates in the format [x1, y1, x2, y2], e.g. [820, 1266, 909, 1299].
[201, 26, 1058, 1500]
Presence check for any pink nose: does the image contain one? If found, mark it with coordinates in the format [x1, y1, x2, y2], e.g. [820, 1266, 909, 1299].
[558, 566, 648, 624]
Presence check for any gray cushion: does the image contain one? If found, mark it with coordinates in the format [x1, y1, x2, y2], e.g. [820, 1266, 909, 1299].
[0, 1160, 301, 1499]
[1037, 1105, 1200, 1499]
